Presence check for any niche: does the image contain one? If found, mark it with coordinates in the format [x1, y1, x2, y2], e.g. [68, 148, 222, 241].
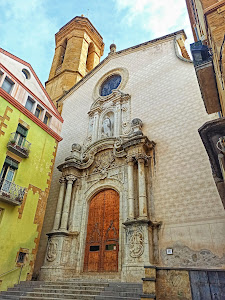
[101, 112, 114, 138]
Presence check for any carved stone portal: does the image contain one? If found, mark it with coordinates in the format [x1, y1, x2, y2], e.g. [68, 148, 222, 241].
[41, 88, 157, 282]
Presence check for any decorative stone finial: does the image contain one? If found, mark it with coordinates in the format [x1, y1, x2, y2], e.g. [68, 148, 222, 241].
[72, 143, 81, 152]
[131, 118, 143, 136]
[109, 43, 116, 54]
[81, 14, 84, 17]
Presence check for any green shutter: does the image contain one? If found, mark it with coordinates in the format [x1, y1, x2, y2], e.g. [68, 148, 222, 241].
[5, 157, 19, 169]
[16, 124, 28, 137]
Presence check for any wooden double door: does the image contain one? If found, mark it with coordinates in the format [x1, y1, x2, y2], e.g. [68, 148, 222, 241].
[84, 189, 119, 272]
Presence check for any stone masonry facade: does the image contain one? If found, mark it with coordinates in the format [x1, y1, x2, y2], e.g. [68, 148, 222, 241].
[35, 32, 225, 282]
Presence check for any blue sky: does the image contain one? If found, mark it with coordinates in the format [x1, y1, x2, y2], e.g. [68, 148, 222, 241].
[0, 0, 193, 85]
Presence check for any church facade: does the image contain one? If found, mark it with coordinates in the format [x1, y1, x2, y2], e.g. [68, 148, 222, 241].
[35, 17, 225, 282]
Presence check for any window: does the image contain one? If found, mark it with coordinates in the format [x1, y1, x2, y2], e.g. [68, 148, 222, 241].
[86, 43, 95, 73]
[22, 69, 30, 80]
[105, 244, 117, 251]
[60, 39, 67, 64]
[14, 124, 28, 147]
[17, 252, 26, 263]
[35, 105, 43, 119]
[1, 76, 14, 94]
[0, 157, 18, 193]
[0, 70, 3, 81]
[90, 245, 100, 251]
[43, 113, 51, 125]
[25, 96, 35, 112]
[16, 248, 29, 266]
[100, 74, 122, 96]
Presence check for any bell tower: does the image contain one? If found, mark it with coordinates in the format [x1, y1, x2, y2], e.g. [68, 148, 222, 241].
[46, 16, 104, 107]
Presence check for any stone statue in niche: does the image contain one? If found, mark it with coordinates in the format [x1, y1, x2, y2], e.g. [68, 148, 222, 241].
[102, 116, 112, 137]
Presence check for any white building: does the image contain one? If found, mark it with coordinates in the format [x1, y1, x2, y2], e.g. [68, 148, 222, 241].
[36, 28, 225, 282]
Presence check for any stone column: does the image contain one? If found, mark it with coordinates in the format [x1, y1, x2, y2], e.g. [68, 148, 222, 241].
[127, 156, 135, 219]
[137, 155, 148, 219]
[115, 101, 122, 136]
[93, 112, 100, 141]
[53, 177, 66, 231]
[60, 175, 76, 231]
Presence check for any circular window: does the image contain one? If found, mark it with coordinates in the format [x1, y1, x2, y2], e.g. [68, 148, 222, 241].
[22, 68, 31, 80]
[100, 74, 122, 96]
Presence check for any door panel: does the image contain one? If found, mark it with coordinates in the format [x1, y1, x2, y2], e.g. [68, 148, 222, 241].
[190, 270, 225, 300]
[84, 189, 119, 272]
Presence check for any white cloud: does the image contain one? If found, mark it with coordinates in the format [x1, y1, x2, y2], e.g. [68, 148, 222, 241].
[114, 0, 193, 49]
[0, 0, 58, 83]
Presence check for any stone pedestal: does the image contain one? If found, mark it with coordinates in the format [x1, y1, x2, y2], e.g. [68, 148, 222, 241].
[40, 230, 79, 281]
[122, 219, 151, 282]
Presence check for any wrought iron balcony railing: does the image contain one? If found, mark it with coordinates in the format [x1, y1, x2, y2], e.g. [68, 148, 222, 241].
[0, 179, 26, 206]
[7, 132, 31, 158]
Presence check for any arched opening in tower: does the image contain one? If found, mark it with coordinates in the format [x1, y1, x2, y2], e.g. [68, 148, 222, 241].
[86, 43, 95, 74]
[60, 39, 67, 64]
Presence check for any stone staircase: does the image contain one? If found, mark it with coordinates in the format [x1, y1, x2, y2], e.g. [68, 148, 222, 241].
[0, 279, 142, 300]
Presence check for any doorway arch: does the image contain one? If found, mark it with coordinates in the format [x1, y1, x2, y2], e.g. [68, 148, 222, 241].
[83, 189, 119, 272]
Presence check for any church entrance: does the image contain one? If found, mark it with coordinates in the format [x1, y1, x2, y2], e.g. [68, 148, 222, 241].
[84, 189, 119, 272]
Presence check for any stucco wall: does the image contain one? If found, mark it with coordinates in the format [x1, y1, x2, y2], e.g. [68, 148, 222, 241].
[0, 96, 57, 291]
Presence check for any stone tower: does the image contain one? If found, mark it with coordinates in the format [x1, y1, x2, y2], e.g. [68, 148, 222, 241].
[46, 16, 104, 108]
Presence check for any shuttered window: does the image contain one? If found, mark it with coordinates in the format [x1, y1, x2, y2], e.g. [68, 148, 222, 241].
[25, 97, 34, 112]
[4, 157, 19, 170]
[2, 76, 14, 94]
[16, 124, 27, 137]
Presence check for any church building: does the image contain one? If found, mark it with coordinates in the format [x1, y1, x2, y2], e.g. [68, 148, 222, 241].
[35, 16, 225, 284]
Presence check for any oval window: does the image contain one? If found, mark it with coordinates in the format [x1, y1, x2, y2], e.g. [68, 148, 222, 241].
[100, 74, 121, 96]
[22, 69, 31, 80]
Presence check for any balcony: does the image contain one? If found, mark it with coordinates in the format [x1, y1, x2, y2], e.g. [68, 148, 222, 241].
[0, 179, 26, 206]
[190, 41, 220, 114]
[7, 132, 31, 158]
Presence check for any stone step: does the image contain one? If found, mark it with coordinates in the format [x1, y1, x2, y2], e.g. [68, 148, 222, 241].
[15, 281, 44, 286]
[0, 280, 142, 300]
[1, 288, 103, 296]
[25, 293, 96, 299]
[37, 285, 106, 290]
[39, 281, 109, 287]
[105, 287, 142, 292]
[29, 291, 100, 298]
[95, 297, 140, 300]
[33, 288, 104, 295]
[101, 291, 141, 297]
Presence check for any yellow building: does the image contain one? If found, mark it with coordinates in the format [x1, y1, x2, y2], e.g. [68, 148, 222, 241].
[0, 49, 63, 291]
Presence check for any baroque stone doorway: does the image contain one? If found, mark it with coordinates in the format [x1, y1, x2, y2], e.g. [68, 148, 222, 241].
[83, 189, 119, 272]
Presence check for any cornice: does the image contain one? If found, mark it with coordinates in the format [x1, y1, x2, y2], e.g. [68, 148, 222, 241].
[0, 48, 62, 119]
[57, 30, 186, 105]
[204, 0, 225, 15]
[0, 89, 63, 142]
[56, 17, 104, 50]
[0, 63, 63, 122]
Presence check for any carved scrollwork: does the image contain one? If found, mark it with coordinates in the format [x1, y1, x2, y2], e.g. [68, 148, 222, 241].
[46, 239, 58, 262]
[135, 153, 151, 162]
[129, 229, 144, 258]
[93, 151, 115, 179]
[126, 155, 135, 164]
[66, 175, 76, 183]
[59, 177, 66, 184]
